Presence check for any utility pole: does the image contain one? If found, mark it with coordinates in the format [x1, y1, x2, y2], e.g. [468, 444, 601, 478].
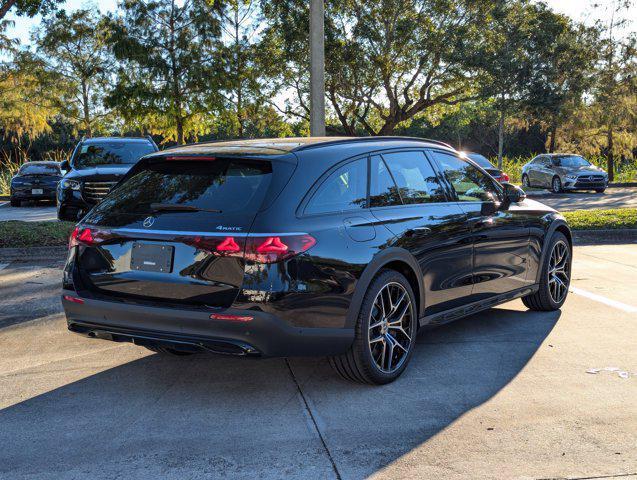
[309, 0, 325, 136]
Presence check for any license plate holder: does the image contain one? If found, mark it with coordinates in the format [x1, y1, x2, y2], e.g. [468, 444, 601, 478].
[130, 243, 174, 273]
[31, 188, 43, 195]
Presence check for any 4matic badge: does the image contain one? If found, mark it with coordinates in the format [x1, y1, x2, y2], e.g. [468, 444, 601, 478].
[216, 225, 242, 231]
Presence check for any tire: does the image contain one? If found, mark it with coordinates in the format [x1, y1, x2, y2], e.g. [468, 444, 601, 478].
[10, 197, 20, 207]
[329, 269, 418, 385]
[522, 174, 531, 188]
[144, 345, 196, 356]
[551, 176, 562, 194]
[595, 188, 605, 193]
[522, 231, 571, 311]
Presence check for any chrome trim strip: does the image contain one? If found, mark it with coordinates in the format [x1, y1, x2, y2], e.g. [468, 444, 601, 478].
[97, 227, 309, 238]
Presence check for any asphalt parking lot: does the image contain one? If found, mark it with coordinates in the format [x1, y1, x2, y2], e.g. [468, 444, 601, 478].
[0, 243, 635, 480]
[1, 187, 636, 223]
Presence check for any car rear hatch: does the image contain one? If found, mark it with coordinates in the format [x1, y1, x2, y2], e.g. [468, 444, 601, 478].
[72, 154, 295, 308]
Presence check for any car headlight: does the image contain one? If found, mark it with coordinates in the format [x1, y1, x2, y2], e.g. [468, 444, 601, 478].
[61, 179, 81, 190]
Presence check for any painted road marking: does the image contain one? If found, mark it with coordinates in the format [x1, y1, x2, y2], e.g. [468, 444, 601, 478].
[0, 263, 9, 271]
[0, 201, 8, 208]
[570, 286, 637, 313]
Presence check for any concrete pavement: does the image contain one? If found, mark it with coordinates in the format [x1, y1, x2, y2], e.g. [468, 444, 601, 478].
[0, 201, 57, 222]
[0, 245, 636, 479]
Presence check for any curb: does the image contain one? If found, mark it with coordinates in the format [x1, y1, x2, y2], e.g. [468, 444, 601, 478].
[572, 229, 637, 245]
[0, 246, 67, 262]
[609, 182, 637, 188]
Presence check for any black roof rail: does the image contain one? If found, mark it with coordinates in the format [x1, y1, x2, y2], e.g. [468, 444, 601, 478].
[292, 136, 456, 152]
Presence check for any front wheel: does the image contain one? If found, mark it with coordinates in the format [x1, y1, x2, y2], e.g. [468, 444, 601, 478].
[522, 231, 571, 311]
[595, 188, 606, 193]
[329, 270, 417, 384]
[551, 176, 563, 194]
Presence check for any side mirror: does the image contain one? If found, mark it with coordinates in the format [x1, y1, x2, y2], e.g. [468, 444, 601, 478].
[60, 160, 70, 173]
[502, 183, 526, 204]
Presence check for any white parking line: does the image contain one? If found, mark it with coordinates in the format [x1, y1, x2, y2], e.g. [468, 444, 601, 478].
[0, 263, 9, 271]
[0, 201, 8, 208]
[570, 286, 637, 313]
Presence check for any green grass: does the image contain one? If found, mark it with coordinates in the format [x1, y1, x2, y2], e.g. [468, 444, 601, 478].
[563, 208, 637, 230]
[0, 221, 75, 248]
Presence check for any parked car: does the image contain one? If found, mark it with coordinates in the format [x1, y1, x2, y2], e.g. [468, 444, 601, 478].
[463, 152, 510, 183]
[57, 136, 158, 221]
[9, 161, 62, 206]
[521, 154, 608, 193]
[62, 137, 572, 384]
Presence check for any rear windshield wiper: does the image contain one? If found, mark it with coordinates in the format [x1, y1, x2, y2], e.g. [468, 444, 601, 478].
[149, 203, 222, 213]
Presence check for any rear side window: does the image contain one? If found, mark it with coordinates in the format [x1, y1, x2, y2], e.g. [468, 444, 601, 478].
[381, 151, 446, 204]
[305, 158, 367, 214]
[431, 151, 499, 203]
[370, 155, 402, 207]
[92, 159, 272, 216]
[73, 142, 156, 168]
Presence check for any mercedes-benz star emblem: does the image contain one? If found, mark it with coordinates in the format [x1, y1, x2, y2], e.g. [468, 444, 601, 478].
[143, 216, 155, 228]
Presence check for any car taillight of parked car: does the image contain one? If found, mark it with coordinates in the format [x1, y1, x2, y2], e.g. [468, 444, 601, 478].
[69, 227, 316, 263]
[500, 173, 510, 182]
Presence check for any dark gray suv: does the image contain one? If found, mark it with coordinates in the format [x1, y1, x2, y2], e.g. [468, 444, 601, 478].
[521, 154, 608, 193]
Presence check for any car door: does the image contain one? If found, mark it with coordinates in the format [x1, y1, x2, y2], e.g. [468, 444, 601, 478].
[368, 151, 474, 316]
[429, 150, 531, 301]
[528, 156, 543, 186]
[538, 156, 555, 187]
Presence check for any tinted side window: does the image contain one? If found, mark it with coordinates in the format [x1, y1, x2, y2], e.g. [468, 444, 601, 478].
[369, 155, 402, 207]
[305, 158, 367, 215]
[381, 151, 446, 204]
[431, 151, 499, 203]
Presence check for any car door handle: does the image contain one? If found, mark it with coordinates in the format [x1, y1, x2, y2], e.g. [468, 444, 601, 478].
[406, 227, 431, 237]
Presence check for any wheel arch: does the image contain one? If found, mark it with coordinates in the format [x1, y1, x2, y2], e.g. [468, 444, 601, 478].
[345, 248, 424, 329]
[535, 217, 572, 284]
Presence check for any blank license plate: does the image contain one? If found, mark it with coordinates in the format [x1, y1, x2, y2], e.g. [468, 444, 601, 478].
[31, 189, 43, 195]
[130, 243, 174, 273]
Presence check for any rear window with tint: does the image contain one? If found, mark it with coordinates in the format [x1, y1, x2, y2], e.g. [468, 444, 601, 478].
[73, 142, 155, 168]
[92, 159, 272, 216]
[19, 164, 61, 175]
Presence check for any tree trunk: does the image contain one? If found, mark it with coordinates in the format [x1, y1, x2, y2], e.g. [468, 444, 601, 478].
[81, 79, 92, 138]
[0, 0, 17, 21]
[497, 106, 505, 170]
[607, 126, 614, 182]
[548, 121, 557, 153]
[234, 7, 244, 138]
[168, 2, 184, 144]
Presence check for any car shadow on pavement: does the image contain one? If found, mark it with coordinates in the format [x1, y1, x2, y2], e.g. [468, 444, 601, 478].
[0, 307, 560, 479]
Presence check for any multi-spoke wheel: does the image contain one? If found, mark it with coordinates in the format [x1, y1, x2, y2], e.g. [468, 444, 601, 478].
[523, 231, 571, 311]
[330, 270, 417, 384]
[368, 282, 414, 374]
[551, 176, 562, 194]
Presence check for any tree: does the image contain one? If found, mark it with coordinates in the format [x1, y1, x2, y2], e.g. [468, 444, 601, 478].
[35, 9, 114, 137]
[0, 51, 61, 142]
[262, 0, 492, 136]
[524, 11, 599, 153]
[0, 0, 61, 21]
[106, 0, 225, 144]
[593, 0, 636, 180]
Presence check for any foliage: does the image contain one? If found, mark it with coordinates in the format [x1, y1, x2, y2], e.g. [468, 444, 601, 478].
[105, 0, 225, 144]
[0, 0, 62, 21]
[35, 9, 114, 137]
[563, 208, 637, 230]
[0, 220, 74, 247]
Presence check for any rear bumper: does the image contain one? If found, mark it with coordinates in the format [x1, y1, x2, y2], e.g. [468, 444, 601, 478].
[11, 188, 56, 200]
[62, 291, 354, 357]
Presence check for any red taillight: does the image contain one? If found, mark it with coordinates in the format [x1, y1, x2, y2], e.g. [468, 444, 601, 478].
[78, 228, 94, 245]
[501, 172, 510, 182]
[246, 234, 316, 264]
[69, 227, 80, 249]
[209, 313, 253, 322]
[63, 295, 84, 304]
[165, 155, 217, 161]
[216, 236, 241, 253]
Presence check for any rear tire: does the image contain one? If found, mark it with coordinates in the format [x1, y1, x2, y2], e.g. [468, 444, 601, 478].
[144, 345, 196, 356]
[522, 174, 531, 188]
[329, 270, 417, 385]
[522, 231, 571, 311]
[551, 176, 562, 194]
[595, 188, 605, 193]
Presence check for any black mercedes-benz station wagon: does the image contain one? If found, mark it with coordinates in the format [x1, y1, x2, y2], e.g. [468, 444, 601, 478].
[62, 137, 572, 384]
